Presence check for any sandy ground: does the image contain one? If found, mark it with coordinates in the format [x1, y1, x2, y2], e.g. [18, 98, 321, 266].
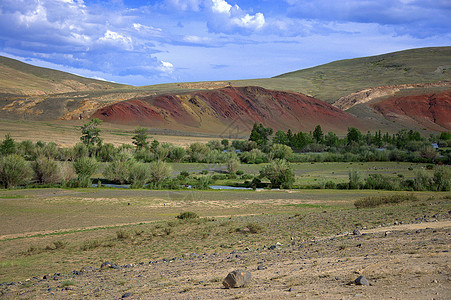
[1, 221, 450, 299]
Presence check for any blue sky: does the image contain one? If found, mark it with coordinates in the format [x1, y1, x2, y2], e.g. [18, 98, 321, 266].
[0, 0, 450, 86]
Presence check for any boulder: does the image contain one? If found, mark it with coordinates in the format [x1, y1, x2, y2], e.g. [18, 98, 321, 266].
[355, 275, 369, 286]
[223, 269, 251, 288]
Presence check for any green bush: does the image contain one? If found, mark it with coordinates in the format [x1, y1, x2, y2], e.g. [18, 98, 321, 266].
[245, 222, 264, 233]
[73, 157, 98, 188]
[354, 194, 418, 209]
[226, 158, 240, 174]
[33, 156, 62, 184]
[130, 163, 150, 189]
[104, 152, 136, 184]
[148, 160, 172, 188]
[0, 154, 33, 188]
[176, 211, 199, 220]
[260, 159, 295, 188]
[348, 170, 361, 189]
[432, 166, 450, 191]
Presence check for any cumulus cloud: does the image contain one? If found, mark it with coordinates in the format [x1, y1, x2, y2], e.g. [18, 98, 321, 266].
[207, 0, 266, 34]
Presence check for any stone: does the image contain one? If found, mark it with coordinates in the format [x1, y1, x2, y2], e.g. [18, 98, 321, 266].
[100, 262, 117, 269]
[355, 276, 369, 286]
[353, 229, 361, 236]
[257, 265, 265, 270]
[122, 292, 133, 298]
[222, 270, 252, 288]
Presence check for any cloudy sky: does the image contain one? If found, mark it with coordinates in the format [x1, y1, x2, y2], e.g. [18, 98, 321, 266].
[0, 0, 450, 86]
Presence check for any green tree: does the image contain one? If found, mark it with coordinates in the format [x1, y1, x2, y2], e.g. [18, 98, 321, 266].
[249, 123, 273, 148]
[132, 127, 150, 150]
[347, 127, 362, 145]
[313, 125, 324, 143]
[0, 134, 16, 156]
[80, 119, 103, 147]
[226, 158, 240, 174]
[0, 154, 32, 188]
[74, 157, 98, 187]
[259, 159, 295, 188]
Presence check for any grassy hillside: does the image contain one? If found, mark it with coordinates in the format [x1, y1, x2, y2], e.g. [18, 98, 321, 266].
[267, 47, 451, 103]
[0, 56, 126, 95]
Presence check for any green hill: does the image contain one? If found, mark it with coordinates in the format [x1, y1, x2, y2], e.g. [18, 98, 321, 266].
[267, 46, 451, 103]
[0, 56, 126, 95]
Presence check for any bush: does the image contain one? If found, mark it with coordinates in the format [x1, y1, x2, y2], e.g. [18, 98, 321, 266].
[33, 156, 62, 184]
[226, 158, 240, 174]
[260, 159, 295, 188]
[104, 152, 136, 184]
[245, 222, 264, 233]
[354, 194, 418, 209]
[130, 163, 150, 189]
[348, 170, 361, 189]
[148, 160, 172, 188]
[0, 154, 33, 188]
[73, 157, 98, 188]
[193, 175, 211, 189]
[432, 166, 450, 191]
[176, 211, 199, 220]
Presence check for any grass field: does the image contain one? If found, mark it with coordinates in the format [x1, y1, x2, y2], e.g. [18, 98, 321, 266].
[1, 186, 449, 283]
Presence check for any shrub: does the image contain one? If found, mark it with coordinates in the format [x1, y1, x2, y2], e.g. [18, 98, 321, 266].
[260, 159, 295, 188]
[348, 170, 361, 189]
[176, 211, 199, 220]
[73, 157, 98, 188]
[414, 170, 430, 191]
[193, 175, 211, 189]
[116, 229, 130, 240]
[148, 160, 172, 188]
[169, 146, 186, 162]
[270, 143, 293, 160]
[130, 163, 150, 189]
[245, 222, 264, 233]
[33, 156, 62, 184]
[354, 194, 418, 209]
[226, 158, 240, 174]
[104, 152, 136, 184]
[432, 166, 450, 191]
[0, 154, 33, 188]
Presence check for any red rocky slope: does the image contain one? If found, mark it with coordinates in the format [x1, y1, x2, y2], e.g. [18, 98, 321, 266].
[372, 90, 451, 131]
[93, 86, 362, 134]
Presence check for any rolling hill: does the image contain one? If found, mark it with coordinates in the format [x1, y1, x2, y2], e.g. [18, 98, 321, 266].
[0, 47, 450, 137]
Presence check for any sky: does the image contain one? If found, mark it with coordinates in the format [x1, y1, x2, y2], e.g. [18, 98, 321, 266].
[0, 0, 450, 86]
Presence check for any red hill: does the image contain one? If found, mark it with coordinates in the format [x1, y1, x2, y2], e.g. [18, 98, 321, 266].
[92, 86, 362, 135]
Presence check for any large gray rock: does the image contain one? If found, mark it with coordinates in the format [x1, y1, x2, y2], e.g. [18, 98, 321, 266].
[223, 269, 252, 288]
[355, 275, 369, 286]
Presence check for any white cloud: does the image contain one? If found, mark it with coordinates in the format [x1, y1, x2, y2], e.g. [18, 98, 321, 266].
[98, 30, 133, 50]
[159, 61, 174, 74]
[183, 35, 211, 43]
[232, 13, 265, 30]
[165, 0, 202, 11]
[211, 0, 233, 15]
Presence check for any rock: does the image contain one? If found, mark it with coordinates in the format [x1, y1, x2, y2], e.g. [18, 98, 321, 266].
[223, 270, 252, 288]
[257, 265, 265, 270]
[100, 262, 117, 269]
[355, 276, 369, 286]
[122, 292, 133, 298]
[353, 229, 361, 236]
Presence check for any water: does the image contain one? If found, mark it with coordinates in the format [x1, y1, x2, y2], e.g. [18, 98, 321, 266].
[92, 183, 252, 190]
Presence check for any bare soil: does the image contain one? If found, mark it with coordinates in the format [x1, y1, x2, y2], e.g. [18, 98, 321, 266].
[1, 221, 449, 299]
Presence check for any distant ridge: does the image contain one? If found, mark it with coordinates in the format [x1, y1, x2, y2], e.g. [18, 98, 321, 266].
[0, 56, 125, 95]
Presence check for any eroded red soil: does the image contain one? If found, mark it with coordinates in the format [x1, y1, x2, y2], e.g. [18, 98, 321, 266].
[372, 90, 451, 130]
[93, 86, 361, 133]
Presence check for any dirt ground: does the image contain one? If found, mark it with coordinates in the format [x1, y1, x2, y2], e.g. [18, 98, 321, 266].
[1, 221, 449, 299]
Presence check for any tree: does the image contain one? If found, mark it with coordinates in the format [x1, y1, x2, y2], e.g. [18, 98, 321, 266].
[0, 154, 32, 188]
[74, 157, 98, 187]
[347, 127, 362, 145]
[259, 159, 295, 188]
[313, 125, 324, 143]
[0, 134, 16, 156]
[249, 123, 273, 148]
[80, 119, 103, 147]
[132, 127, 150, 150]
